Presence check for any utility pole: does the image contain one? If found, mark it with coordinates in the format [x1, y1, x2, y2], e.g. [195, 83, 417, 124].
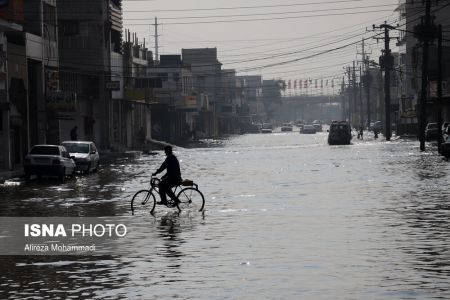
[347, 66, 352, 122]
[374, 22, 395, 141]
[364, 60, 372, 131]
[341, 77, 346, 121]
[356, 39, 365, 130]
[153, 17, 160, 62]
[437, 24, 443, 151]
[353, 61, 357, 127]
[358, 39, 373, 131]
[359, 64, 364, 130]
[414, 0, 436, 151]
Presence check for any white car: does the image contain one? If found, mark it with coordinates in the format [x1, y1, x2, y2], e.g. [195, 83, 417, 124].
[24, 145, 76, 181]
[61, 141, 100, 173]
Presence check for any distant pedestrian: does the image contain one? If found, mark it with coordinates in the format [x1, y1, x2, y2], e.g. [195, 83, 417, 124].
[359, 126, 364, 140]
[137, 126, 145, 151]
[70, 126, 78, 141]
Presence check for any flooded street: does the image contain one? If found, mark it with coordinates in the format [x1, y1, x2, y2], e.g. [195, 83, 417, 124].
[1, 131, 450, 299]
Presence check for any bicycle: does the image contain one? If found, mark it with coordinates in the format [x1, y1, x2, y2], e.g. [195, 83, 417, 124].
[131, 176, 205, 214]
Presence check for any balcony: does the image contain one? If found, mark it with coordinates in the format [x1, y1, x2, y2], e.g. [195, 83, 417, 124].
[109, 3, 122, 32]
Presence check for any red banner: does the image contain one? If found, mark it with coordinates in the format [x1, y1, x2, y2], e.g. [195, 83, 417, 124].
[0, 0, 24, 22]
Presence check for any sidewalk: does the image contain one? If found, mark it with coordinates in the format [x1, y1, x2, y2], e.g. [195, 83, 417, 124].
[0, 151, 142, 183]
[0, 139, 179, 182]
[0, 168, 24, 183]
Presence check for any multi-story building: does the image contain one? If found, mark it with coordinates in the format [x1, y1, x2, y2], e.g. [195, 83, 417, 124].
[240, 75, 264, 122]
[120, 30, 153, 149]
[57, 0, 123, 148]
[0, 0, 58, 170]
[148, 54, 194, 142]
[396, 0, 450, 135]
[182, 48, 221, 137]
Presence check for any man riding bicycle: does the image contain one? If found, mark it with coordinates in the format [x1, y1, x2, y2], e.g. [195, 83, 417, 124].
[152, 145, 182, 205]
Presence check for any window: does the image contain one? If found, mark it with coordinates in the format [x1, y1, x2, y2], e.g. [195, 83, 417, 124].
[30, 146, 59, 155]
[158, 73, 168, 82]
[43, 4, 57, 41]
[60, 20, 79, 37]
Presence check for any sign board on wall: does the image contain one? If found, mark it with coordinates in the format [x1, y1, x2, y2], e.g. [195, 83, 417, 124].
[106, 81, 120, 91]
[429, 81, 450, 98]
[0, 0, 24, 22]
[46, 91, 77, 112]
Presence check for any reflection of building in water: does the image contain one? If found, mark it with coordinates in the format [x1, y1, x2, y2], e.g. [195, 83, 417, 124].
[0, 255, 128, 298]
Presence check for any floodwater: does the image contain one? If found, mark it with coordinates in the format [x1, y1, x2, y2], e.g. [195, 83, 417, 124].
[1, 129, 450, 299]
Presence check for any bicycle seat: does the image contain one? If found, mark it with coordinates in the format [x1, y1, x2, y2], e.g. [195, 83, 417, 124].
[181, 179, 194, 186]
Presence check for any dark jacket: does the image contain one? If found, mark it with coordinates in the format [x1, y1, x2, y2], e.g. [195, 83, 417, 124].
[156, 154, 181, 181]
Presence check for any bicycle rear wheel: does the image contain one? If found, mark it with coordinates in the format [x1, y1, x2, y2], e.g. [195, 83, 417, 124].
[176, 187, 205, 212]
[131, 189, 156, 214]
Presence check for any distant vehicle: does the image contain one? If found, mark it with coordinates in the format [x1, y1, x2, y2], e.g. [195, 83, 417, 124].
[301, 125, 317, 134]
[328, 121, 352, 145]
[24, 145, 75, 181]
[312, 121, 323, 132]
[442, 122, 450, 141]
[261, 123, 273, 133]
[425, 122, 439, 141]
[62, 141, 100, 173]
[370, 121, 382, 132]
[295, 120, 304, 127]
[442, 122, 449, 135]
[441, 139, 450, 158]
[281, 123, 293, 132]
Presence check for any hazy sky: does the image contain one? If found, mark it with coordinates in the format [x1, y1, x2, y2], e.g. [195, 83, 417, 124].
[123, 0, 399, 94]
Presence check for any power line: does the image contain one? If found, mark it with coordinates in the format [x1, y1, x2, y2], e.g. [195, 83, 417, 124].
[124, 4, 398, 21]
[124, 0, 366, 13]
[125, 9, 396, 26]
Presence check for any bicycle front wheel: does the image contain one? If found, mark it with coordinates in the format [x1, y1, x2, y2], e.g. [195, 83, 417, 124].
[177, 187, 205, 212]
[131, 189, 156, 214]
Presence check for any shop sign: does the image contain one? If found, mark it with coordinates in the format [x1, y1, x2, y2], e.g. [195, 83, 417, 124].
[429, 80, 450, 98]
[401, 109, 416, 118]
[46, 91, 77, 112]
[184, 96, 197, 107]
[106, 81, 120, 91]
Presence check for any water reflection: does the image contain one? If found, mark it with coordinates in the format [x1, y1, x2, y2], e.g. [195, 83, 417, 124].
[1, 134, 450, 299]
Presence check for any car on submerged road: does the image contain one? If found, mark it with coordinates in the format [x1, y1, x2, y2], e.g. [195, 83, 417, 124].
[62, 141, 100, 174]
[301, 125, 317, 134]
[425, 123, 439, 141]
[24, 145, 75, 181]
[328, 121, 352, 145]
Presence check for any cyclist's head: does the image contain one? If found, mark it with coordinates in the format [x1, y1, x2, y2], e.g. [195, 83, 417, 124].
[164, 145, 173, 155]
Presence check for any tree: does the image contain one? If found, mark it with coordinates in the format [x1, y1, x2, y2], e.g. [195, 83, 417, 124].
[262, 79, 286, 120]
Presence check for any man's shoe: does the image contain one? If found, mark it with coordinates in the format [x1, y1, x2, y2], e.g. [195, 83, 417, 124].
[156, 201, 167, 205]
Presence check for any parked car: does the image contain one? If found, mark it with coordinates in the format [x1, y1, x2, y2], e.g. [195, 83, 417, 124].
[24, 145, 75, 181]
[442, 122, 450, 140]
[370, 121, 382, 132]
[312, 121, 323, 132]
[440, 139, 450, 158]
[281, 123, 293, 132]
[441, 122, 449, 135]
[328, 121, 352, 145]
[425, 122, 439, 141]
[301, 125, 317, 134]
[261, 123, 273, 133]
[62, 141, 100, 173]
